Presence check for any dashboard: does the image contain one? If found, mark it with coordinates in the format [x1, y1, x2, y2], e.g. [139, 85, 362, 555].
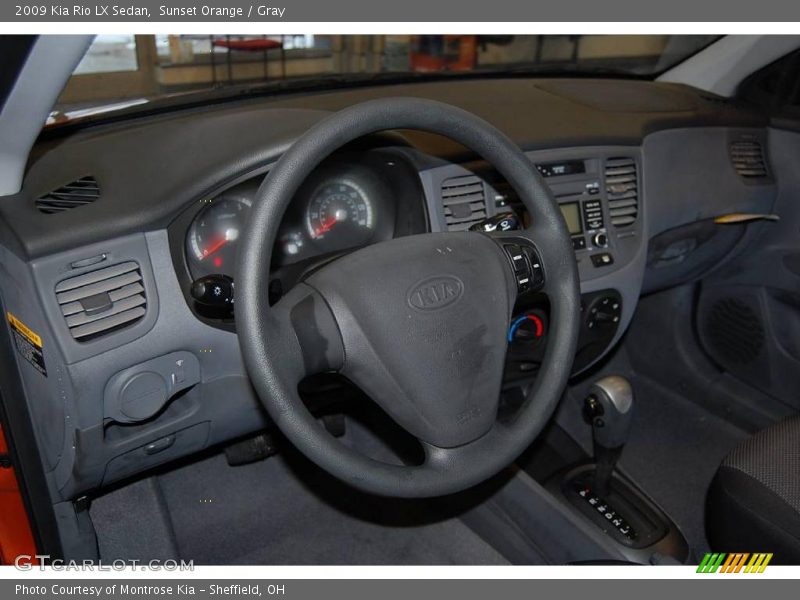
[0, 77, 779, 501]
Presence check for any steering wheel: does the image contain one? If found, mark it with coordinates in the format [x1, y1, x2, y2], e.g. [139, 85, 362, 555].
[237, 98, 580, 498]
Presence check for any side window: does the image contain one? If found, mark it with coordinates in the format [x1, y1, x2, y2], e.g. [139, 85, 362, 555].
[73, 35, 138, 74]
[52, 35, 158, 124]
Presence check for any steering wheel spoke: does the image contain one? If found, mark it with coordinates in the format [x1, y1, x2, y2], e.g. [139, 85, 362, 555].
[270, 283, 345, 381]
[420, 440, 458, 473]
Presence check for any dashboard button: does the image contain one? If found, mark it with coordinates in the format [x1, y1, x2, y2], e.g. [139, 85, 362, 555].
[590, 253, 614, 268]
[525, 248, 545, 286]
[504, 244, 529, 274]
[587, 219, 604, 230]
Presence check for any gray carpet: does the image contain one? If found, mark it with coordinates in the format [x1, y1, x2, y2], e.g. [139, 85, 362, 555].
[92, 421, 508, 565]
[91, 476, 179, 562]
[158, 451, 506, 565]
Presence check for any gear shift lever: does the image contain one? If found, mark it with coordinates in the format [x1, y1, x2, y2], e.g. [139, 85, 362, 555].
[551, 375, 684, 552]
[583, 375, 633, 497]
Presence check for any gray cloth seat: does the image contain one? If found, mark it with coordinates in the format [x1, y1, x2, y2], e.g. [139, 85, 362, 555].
[706, 416, 800, 564]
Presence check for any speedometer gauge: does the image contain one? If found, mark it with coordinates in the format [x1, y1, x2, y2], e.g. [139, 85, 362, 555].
[306, 181, 374, 251]
[186, 195, 251, 277]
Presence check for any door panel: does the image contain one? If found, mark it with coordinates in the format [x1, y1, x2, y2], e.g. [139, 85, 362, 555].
[696, 128, 800, 409]
[697, 284, 800, 409]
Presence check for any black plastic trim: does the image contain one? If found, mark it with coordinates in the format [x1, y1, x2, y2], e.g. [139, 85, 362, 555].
[0, 35, 36, 115]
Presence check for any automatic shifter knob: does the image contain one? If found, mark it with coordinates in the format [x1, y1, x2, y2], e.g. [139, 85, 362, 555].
[583, 375, 634, 497]
[585, 376, 633, 448]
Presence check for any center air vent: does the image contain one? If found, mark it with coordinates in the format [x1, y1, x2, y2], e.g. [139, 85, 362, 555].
[604, 158, 638, 228]
[730, 140, 768, 179]
[55, 261, 146, 341]
[36, 176, 100, 214]
[440, 175, 488, 231]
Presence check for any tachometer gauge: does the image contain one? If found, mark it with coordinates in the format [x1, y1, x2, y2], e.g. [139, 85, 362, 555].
[186, 195, 251, 277]
[306, 181, 374, 252]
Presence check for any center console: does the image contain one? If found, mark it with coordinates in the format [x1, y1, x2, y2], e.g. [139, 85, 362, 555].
[503, 288, 623, 383]
[523, 155, 639, 281]
[416, 148, 686, 564]
[418, 146, 646, 378]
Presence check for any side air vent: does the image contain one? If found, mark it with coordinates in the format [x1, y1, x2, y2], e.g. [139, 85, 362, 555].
[440, 175, 488, 231]
[55, 261, 146, 341]
[730, 140, 768, 179]
[605, 158, 638, 228]
[36, 176, 100, 214]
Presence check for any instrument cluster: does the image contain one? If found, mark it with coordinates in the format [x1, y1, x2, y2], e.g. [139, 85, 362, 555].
[184, 158, 396, 281]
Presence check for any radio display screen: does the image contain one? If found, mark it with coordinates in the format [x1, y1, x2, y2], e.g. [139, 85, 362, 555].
[559, 202, 583, 235]
[537, 160, 586, 178]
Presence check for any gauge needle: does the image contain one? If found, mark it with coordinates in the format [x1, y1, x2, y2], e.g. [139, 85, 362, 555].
[314, 216, 339, 237]
[202, 238, 228, 259]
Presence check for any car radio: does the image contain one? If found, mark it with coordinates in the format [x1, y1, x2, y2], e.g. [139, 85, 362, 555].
[495, 158, 614, 265]
[537, 160, 606, 246]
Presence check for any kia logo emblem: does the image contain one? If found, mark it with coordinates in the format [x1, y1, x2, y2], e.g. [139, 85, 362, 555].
[407, 276, 464, 311]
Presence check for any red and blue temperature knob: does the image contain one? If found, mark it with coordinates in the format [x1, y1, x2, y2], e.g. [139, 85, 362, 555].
[508, 314, 545, 343]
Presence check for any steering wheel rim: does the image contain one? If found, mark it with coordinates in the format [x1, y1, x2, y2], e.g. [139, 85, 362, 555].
[237, 97, 580, 498]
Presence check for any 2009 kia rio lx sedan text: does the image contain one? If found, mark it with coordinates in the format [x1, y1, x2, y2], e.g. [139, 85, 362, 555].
[0, 34, 798, 566]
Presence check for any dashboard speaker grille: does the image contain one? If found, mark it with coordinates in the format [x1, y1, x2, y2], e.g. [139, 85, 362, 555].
[55, 261, 146, 341]
[704, 297, 764, 365]
[730, 139, 768, 179]
[605, 158, 638, 228]
[36, 176, 100, 214]
[440, 175, 488, 231]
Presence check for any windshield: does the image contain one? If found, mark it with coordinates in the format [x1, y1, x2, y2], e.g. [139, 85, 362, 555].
[50, 34, 718, 126]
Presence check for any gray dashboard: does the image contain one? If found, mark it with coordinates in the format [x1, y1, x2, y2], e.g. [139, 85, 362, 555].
[0, 77, 778, 504]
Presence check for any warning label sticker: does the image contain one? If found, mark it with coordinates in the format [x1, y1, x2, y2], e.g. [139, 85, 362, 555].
[7, 312, 47, 377]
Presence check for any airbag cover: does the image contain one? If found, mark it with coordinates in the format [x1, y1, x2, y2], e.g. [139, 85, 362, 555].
[307, 232, 514, 447]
